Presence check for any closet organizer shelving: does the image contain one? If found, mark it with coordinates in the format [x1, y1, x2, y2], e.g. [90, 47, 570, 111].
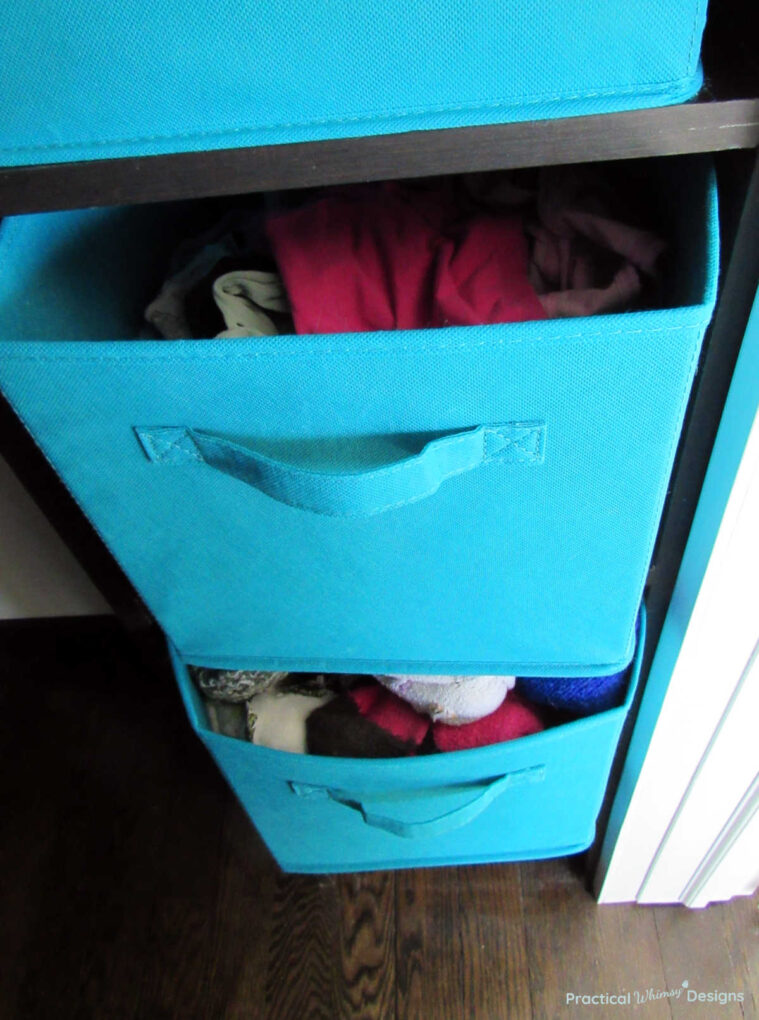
[0, 0, 758, 867]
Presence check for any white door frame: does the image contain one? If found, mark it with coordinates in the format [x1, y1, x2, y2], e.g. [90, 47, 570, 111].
[594, 288, 759, 906]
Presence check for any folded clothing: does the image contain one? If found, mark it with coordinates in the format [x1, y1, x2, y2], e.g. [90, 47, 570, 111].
[265, 170, 666, 335]
[145, 208, 272, 338]
[375, 673, 516, 725]
[147, 168, 666, 341]
[190, 666, 617, 757]
[516, 669, 629, 716]
[344, 680, 544, 755]
[190, 668, 353, 749]
[433, 695, 545, 752]
[527, 164, 667, 319]
[306, 696, 423, 758]
[189, 666, 287, 702]
[246, 691, 334, 754]
[212, 269, 291, 338]
[348, 684, 430, 746]
[266, 181, 546, 335]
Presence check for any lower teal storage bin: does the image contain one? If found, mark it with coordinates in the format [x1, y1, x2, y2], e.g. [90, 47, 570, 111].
[169, 610, 645, 873]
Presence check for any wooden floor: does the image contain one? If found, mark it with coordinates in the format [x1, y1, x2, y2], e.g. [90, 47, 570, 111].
[1, 618, 757, 1020]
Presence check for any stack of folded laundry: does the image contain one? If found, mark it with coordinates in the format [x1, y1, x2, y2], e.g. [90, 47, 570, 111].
[146, 165, 667, 340]
[189, 665, 630, 757]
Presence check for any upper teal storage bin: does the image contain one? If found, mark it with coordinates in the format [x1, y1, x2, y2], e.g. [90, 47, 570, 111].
[0, 0, 710, 167]
[0, 158, 718, 677]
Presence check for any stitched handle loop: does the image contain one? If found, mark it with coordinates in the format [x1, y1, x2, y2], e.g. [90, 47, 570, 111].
[134, 421, 545, 517]
[289, 765, 546, 839]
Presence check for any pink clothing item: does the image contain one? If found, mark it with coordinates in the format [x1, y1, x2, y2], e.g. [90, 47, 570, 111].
[433, 217, 547, 329]
[527, 165, 667, 319]
[432, 695, 545, 752]
[348, 684, 430, 747]
[265, 183, 546, 334]
[536, 262, 642, 319]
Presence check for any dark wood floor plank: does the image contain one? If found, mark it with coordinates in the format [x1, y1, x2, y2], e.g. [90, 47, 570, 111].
[395, 863, 531, 1020]
[121, 702, 280, 1019]
[262, 874, 343, 1020]
[0, 691, 74, 1019]
[198, 802, 280, 1020]
[259, 868, 394, 1020]
[654, 900, 758, 1019]
[336, 872, 397, 1019]
[721, 891, 759, 1020]
[0, 622, 235, 1019]
[521, 857, 672, 1019]
[1, 635, 186, 1020]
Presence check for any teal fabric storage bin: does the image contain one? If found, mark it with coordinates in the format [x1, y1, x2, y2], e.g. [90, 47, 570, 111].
[170, 609, 645, 872]
[0, 157, 718, 677]
[0, 0, 710, 167]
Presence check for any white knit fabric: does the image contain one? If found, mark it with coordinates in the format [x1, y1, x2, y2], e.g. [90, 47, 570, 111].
[375, 674, 516, 725]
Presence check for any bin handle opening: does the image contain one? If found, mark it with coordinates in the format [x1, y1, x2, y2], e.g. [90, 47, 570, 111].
[289, 764, 546, 839]
[134, 421, 545, 517]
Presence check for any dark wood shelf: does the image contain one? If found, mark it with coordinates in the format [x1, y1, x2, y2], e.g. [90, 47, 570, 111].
[1, 0, 756, 216]
[1, 96, 759, 216]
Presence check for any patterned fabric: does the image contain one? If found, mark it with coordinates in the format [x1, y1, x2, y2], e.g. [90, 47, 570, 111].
[189, 666, 286, 702]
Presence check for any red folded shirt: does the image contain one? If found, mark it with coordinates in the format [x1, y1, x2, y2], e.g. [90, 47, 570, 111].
[348, 682, 545, 754]
[266, 183, 547, 335]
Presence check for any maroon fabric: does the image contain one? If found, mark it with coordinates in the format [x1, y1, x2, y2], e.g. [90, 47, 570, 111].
[266, 183, 546, 334]
[348, 684, 430, 747]
[347, 683, 548, 753]
[432, 695, 545, 752]
[527, 165, 668, 318]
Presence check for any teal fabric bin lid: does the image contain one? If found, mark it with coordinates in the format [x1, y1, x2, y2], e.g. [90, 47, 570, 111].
[1, 0, 709, 166]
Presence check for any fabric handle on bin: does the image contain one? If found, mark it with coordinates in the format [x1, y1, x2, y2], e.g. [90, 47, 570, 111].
[134, 422, 545, 517]
[289, 764, 546, 839]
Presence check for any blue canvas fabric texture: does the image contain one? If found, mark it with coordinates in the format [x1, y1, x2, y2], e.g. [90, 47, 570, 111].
[1, 0, 709, 166]
[133, 422, 546, 517]
[0, 160, 718, 677]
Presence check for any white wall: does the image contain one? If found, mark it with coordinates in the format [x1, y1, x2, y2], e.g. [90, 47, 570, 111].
[0, 454, 110, 619]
